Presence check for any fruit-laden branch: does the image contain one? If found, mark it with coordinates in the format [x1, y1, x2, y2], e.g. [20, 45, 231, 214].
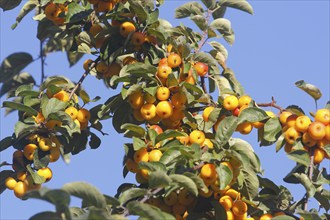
[69, 58, 99, 100]
[257, 97, 284, 112]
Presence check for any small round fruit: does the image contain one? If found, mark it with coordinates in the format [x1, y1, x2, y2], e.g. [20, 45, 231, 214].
[302, 132, 317, 147]
[105, 62, 121, 77]
[65, 106, 78, 120]
[313, 148, 325, 164]
[189, 130, 205, 145]
[148, 149, 163, 162]
[203, 138, 214, 149]
[140, 103, 156, 121]
[37, 167, 53, 182]
[34, 112, 45, 124]
[308, 121, 326, 140]
[126, 158, 138, 173]
[96, 61, 109, 74]
[167, 53, 182, 68]
[53, 90, 69, 102]
[128, 91, 144, 109]
[23, 143, 38, 160]
[77, 108, 91, 123]
[236, 122, 253, 135]
[203, 106, 215, 122]
[238, 95, 252, 107]
[314, 108, 330, 125]
[38, 137, 52, 151]
[17, 171, 27, 181]
[171, 92, 187, 109]
[156, 101, 173, 119]
[232, 200, 248, 216]
[193, 62, 208, 76]
[89, 23, 103, 37]
[223, 95, 239, 111]
[225, 189, 241, 200]
[133, 147, 149, 163]
[200, 163, 217, 184]
[219, 195, 233, 211]
[286, 114, 298, 127]
[49, 147, 61, 162]
[260, 213, 273, 220]
[157, 64, 172, 79]
[119, 21, 136, 37]
[279, 111, 293, 125]
[164, 191, 178, 206]
[178, 188, 195, 206]
[149, 125, 163, 135]
[45, 120, 62, 129]
[156, 87, 170, 101]
[295, 115, 311, 133]
[5, 177, 17, 190]
[284, 127, 300, 145]
[131, 31, 145, 46]
[13, 181, 28, 198]
[83, 59, 93, 71]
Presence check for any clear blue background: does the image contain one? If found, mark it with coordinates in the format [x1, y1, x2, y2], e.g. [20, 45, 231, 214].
[1, 1, 329, 219]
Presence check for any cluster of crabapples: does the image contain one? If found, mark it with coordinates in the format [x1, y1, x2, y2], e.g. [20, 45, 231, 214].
[44, 2, 68, 25]
[5, 89, 92, 199]
[279, 108, 329, 164]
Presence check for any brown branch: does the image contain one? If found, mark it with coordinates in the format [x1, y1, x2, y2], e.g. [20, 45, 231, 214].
[69, 59, 98, 100]
[257, 97, 284, 112]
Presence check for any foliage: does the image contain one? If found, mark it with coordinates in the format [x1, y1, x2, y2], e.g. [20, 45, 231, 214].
[0, 0, 329, 220]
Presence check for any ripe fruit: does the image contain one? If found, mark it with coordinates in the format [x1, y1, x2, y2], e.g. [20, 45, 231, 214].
[313, 148, 325, 164]
[260, 213, 273, 220]
[157, 64, 172, 79]
[226, 210, 234, 220]
[37, 167, 53, 182]
[219, 195, 233, 210]
[232, 200, 248, 216]
[236, 122, 253, 135]
[169, 108, 185, 121]
[325, 124, 330, 141]
[193, 62, 208, 76]
[156, 101, 173, 119]
[284, 127, 300, 145]
[23, 144, 37, 160]
[38, 137, 52, 151]
[225, 189, 241, 200]
[314, 108, 330, 125]
[77, 108, 91, 123]
[148, 149, 163, 162]
[286, 114, 298, 127]
[223, 95, 239, 111]
[96, 61, 109, 74]
[5, 177, 17, 190]
[45, 120, 62, 129]
[308, 121, 326, 140]
[200, 163, 217, 184]
[53, 90, 69, 102]
[140, 103, 156, 120]
[17, 171, 27, 181]
[49, 147, 61, 162]
[156, 87, 170, 101]
[133, 148, 149, 163]
[232, 107, 240, 117]
[131, 32, 145, 46]
[279, 111, 293, 125]
[189, 130, 205, 145]
[302, 132, 317, 147]
[295, 115, 311, 133]
[203, 138, 214, 149]
[238, 95, 252, 107]
[149, 125, 163, 135]
[105, 62, 121, 77]
[128, 91, 144, 109]
[95, 1, 114, 13]
[171, 92, 187, 109]
[167, 53, 182, 68]
[119, 21, 136, 37]
[203, 106, 215, 122]
[65, 106, 78, 120]
[125, 158, 138, 173]
[13, 181, 28, 198]
[83, 59, 93, 71]
[34, 112, 45, 124]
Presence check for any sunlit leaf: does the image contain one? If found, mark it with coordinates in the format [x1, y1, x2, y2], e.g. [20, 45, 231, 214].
[295, 80, 322, 101]
[215, 116, 238, 147]
[148, 171, 171, 189]
[175, 2, 204, 19]
[155, 130, 186, 144]
[221, 0, 254, 15]
[287, 150, 310, 167]
[127, 201, 175, 220]
[118, 188, 149, 205]
[170, 174, 198, 196]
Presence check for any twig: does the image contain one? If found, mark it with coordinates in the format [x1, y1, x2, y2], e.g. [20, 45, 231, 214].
[257, 97, 284, 112]
[38, 1, 45, 85]
[69, 59, 98, 100]
[304, 152, 315, 211]
[200, 76, 207, 93]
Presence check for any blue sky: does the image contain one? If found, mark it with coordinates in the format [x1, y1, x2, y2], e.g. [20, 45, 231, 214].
[0, 1, 329, 219]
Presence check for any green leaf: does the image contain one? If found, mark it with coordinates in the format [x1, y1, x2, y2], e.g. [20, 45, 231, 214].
[296, 209, 323, 220]
[0, 136, 13, 152]
[314, 189, 330, 211]
[183, 172, 208, 193]
[29, 211, 61, 220]
[221, 0, 254, 15]
[193, 51, 218, 67]
[275, 134, 286, 152]
[132, 137, 146, 151]
[214, 74, 233, 96]
[292, 173, 316, 197]
[0, 170, 15, 194]
[239, 166, 259, 200]
[62, 182, 107, 209]
[138, 162, 167, 173]
[209, 18, 231, 33]
[159, 146, 182, 165]
[42, 98, 68, 119]
[215, 116, 238, 147]
[128, 0, 148, 22]
[26, 165, 46, 184]
[272, 216, 295, 220]
[14, 121, 37, 138]
[79, 89, 90, 104]
[127, 201, 175, 220]
[24, 188, 71, 219]
[262, 117, 282, 143]
[66, 4, 92, 23]
[2, 101, 38, 116]
[155, 130, 186, 144]
[39, 76, 71, 91]
[283, 164, 307, 184]
[170, 174, 198, 196]
[295, 80, 322, 100]
[201, 0, 216, 9]
[11, 0, 37, 29]
[175, 2, 204, 19]
[118, 188, 149, 205]
[121, 123, 146, 138]
[238, 107, 268, 124]
[0, 52, 33, 83]
[216, 163, 233, 190]
[148, 171, 172, 189]
[0, 0, 22, 11]
[211, 200, 227, 220]
[287, 150, 311, 167]
[1, 72, 35, 98]
[191, 15, 208, 31]
[33, 148, 50, 170]
[67, 52, 84, 67]
[222, 68, 244, 96]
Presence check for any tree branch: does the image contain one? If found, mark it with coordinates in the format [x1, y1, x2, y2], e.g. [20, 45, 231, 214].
[257, 97, 284, 112]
